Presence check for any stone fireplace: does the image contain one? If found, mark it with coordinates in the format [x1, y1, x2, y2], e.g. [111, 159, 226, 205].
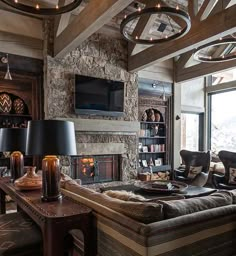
[44, 32, 139, 182]
[71, 155, 120, 184]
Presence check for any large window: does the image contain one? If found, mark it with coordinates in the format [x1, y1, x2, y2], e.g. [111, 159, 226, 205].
[209, 90, 236, 154]
[181, 113, 203, 151]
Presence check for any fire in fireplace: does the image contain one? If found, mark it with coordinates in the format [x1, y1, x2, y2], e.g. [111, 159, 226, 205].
[71, 155, 120, 184]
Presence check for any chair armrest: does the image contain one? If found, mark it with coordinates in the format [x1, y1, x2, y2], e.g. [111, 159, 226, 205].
[212, 172, 225, 188]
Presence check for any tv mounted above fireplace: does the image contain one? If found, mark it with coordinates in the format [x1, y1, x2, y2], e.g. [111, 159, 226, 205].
[74, 74, 125, 117]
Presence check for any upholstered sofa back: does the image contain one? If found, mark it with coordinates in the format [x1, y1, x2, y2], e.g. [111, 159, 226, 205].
[62, 180, 236, 256]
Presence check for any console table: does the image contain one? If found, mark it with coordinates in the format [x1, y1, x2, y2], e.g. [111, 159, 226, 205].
[0, 177, 96, 256]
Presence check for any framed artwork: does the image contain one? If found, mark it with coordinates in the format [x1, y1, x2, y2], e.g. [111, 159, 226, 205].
[142, 146, 148, 153]
[155, 158, 163, 166]
[142, 160, 148, 167]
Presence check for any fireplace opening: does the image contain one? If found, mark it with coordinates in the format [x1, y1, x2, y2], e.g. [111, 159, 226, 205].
[71, 155, 121, 184]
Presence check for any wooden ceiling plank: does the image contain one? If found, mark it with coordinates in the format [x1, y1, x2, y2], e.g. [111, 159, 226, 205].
[196, 0, 218, 21]
[54, 0, 133, 58]
[128, 4, 236, 72]
[176, 58, 236, 82]
[0, 31, 43, 59]
[0, 9, 42, 40]
[54, 0, 72, 37]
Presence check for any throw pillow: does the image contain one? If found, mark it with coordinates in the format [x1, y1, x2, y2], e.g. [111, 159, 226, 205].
[187, 166, 202, 179]
[228, 167, 236, 184]
[103, 190, 147, 202]
[160, 193, 232, 219]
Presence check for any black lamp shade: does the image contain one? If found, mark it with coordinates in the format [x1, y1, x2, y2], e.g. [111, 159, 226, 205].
[0, 128, 27, 152]
[26, 120, 77, 156]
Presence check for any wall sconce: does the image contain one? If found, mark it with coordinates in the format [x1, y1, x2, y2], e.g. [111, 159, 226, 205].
[1, 54, 12, 80]
[161, 84, 166, 101]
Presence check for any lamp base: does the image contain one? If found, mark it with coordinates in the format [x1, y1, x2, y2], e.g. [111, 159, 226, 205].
[10, 151, 24, 182]
[42, 155, 61, 202]
[41, 194, 62, 202]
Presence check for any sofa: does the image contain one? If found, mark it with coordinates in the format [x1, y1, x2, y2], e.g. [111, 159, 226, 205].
[61, 179, 236, 256]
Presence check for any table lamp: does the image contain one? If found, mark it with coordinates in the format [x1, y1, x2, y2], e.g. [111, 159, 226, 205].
[0, 128, 27, 182]
[26, 120, 77, 202]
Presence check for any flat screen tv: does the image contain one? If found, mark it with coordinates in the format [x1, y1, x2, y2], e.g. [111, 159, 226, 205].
[75, 75, 125, 116]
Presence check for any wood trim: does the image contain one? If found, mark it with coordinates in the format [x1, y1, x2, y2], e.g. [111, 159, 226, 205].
[55, 118, 140, 133]
[205, 80, 236, 94]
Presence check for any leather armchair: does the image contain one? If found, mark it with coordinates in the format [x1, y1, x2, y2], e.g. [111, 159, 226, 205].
[174, 150, 211, 187]
[212, 150, 236, 190]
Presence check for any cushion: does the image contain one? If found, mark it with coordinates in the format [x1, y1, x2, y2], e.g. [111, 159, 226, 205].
[0, 212, 42, 255]
[64, 180, 163, 224]
[103, 190, 147, 202]
[160, 191, 232, 219]
[228, 167, 236, 184]
[187, 166, 202, 179]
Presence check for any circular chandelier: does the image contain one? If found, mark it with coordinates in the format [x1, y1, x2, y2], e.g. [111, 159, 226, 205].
[193, 38, 236, 63]
[0, 0, 82, 15]
[120, 5, 191, 45]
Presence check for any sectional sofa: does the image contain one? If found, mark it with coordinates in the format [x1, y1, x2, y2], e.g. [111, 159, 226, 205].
[61, 178, 236, 256]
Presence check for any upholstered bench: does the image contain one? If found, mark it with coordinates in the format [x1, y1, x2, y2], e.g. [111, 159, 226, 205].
[0, 212, 42, 256]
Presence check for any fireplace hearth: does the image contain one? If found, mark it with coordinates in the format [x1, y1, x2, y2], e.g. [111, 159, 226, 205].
[71, 155, 120, 184]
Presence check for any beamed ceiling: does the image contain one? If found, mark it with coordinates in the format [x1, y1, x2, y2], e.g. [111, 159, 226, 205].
[0, 0, 235, 83]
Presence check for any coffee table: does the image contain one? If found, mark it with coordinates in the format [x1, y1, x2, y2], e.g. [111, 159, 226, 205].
[100, 183, 217, 199]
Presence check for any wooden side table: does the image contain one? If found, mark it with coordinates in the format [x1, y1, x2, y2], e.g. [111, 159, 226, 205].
[0, 177, 96, 256]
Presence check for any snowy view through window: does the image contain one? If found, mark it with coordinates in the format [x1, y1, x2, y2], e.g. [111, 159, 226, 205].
[211, 90, 236, 154]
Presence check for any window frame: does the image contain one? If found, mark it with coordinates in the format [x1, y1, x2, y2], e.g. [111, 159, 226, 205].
[181, 111, 204, 151]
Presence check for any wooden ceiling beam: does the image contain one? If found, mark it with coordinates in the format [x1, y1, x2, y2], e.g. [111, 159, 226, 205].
[0, 9, 42, 40]
[54, 0, 133, 58]
[128, 4, 236, 72]
[196, 0, 218, 21]
[54, 0, 72, 37]
[209, 0, 231, 16]
[0, 31, 43, 59]
[188, 0, 199, 19]
[176, 51, 194, 71]
[129, 0, 159, 56]
[176, 58, 236, 82]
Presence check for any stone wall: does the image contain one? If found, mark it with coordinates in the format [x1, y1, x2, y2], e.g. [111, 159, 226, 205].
[44, 33, 139, 180]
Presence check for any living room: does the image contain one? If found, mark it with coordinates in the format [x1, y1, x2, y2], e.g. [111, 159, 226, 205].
[0, 1, 236, 256]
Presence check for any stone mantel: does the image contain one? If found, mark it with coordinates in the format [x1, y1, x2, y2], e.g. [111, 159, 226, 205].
[76, 143, 126, 156]
[55, 118, 139, 133]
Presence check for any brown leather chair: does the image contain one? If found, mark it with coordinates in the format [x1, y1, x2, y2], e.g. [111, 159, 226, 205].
[174, 150, 211, 187]
[212, 150, 236, 190]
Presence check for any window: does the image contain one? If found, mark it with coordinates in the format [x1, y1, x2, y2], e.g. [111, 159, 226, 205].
[181, 113, 203, 151]
[209, 90, 236, 154]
